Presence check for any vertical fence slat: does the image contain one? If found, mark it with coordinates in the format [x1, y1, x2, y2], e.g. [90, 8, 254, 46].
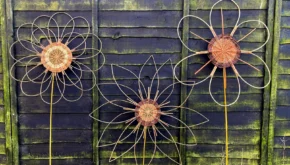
[268, 0, 282, 165]
[92, 0, 100, 164]
[180, 0, 189, 164]
[261, 0, 276, 164]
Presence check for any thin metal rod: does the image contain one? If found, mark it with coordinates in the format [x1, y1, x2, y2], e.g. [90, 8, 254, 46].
[49, 74, 55, 165]
[190, 31, 210, 43]
[142, 127, 147, 165]
[238, 58, 260, 71]
[223, 68, 229, 165]
[237, 28, 257, 43]
[195, 59, 212, 75]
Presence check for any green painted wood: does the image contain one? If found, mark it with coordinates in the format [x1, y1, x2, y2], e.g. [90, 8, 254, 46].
[13, 0, 92, 11]
[180, 0, 189, 164]
[2, 0, 17, 164]
[268, 0, 282, 165]
[261, 0, 276, 163]
[190, 0, 267, 10]
[0, 0, 7, 163]
[99, 0, 182, 11]
[92, 0, 100, 165]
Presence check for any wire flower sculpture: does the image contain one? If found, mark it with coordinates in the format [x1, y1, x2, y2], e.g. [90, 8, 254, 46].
[9, 12, 104, 165]
[174, 0, 271, 106]
[90, 55, 209, 165]
[173, 0, 271, 164]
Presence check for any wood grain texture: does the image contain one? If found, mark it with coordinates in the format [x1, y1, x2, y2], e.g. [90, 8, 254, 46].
[270, 0, 285, 165]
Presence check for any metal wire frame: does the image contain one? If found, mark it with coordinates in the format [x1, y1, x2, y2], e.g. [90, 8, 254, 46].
[9, 12, 105, 104]
[89, 55, 209, 165]
[174, 0, 271, 106]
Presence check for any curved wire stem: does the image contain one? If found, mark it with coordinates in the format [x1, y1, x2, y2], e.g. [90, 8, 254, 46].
[49, 74, 55, 165]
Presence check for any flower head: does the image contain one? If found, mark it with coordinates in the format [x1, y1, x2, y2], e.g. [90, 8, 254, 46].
[90, 55, 208, 164]
[174, 0, 271, 106]
[10, 12, 105, 104]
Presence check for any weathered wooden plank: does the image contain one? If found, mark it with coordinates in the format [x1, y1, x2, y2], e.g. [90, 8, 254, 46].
[187, 157, 259, 165]
[278, 60, 290, 74]
[16, 27, 91, 41]
[0, 155, 7, 164]
[188, 64, 265, 78]
[99, 111, 180, 129]
[0, 124, 5, 139]
[99, 158, 178, 165]
[279, 44, 290, 59]
[273, 148, 290, 165]
[100, 143, 179, 158]
[101, 38, 180, 54]
[280, 17, 290, 28]
[186, 111, 261, 130]
[188, 130, 261, 145]
[98, 79, 180, 95]
[20, 143, 92, 159]
[99, 128, 179, 144]
[269, 1, 286, 163]
[98, 95, 180, 112]
[277, 75, 290, 89]
[13, 0, 92, 11]
[188, 10, 266, 28]
[189, 28, 267, 42]
[281, 0, 290, 16]
[279, 28, 290, 44]
[98, 0, 268, 11]
[188, 94, 263, 112]
[99, 0, 182, 11]
[100, 28, 178, 38]
[99, 64, 179, 79]
[188, 77, 263, 95]
[275, 106, 290, 120]
[104, 54, 180, 65]
[190, 0, 267, 10]
[18, 114, 92, 129]
[273, 136, 290, 148]
[14, 11, 92, 27]
[16, 80, 92, 97]
[92, 0, 99, 164]
[186, 144, 260, 159]
[18, 96, 92, 114]
[1, 0, 14, 163]
[98, 111, 260, 129]
[277, 90, 290, 106]
[20, 159, 93, 165]
[187, 39, 266, 52]
[99, 10, 265, 28]
[99, 11, 182, 28]
[0, 106, 4, 123]
[19, 129, 92, 144]
[0, 139, 5, 154]
[274, 121, 290, 136]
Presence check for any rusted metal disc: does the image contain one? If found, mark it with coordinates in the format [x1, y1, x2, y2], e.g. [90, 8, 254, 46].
[208, 34, 240, 68]
[41, 42, 73, 73]
[135, 99, 161, 127]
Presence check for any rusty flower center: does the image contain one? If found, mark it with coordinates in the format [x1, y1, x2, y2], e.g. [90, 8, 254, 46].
[41, 42, 73, 73]
[135, 99, 161, 127]
[208, 34, 240, 68]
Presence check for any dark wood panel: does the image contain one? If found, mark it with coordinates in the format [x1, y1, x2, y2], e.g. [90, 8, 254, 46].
[13, 0, 92, 11]
[18, 114, 92, 129]
[19, 129, 92, 144]
[20, 143, 92, 159]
